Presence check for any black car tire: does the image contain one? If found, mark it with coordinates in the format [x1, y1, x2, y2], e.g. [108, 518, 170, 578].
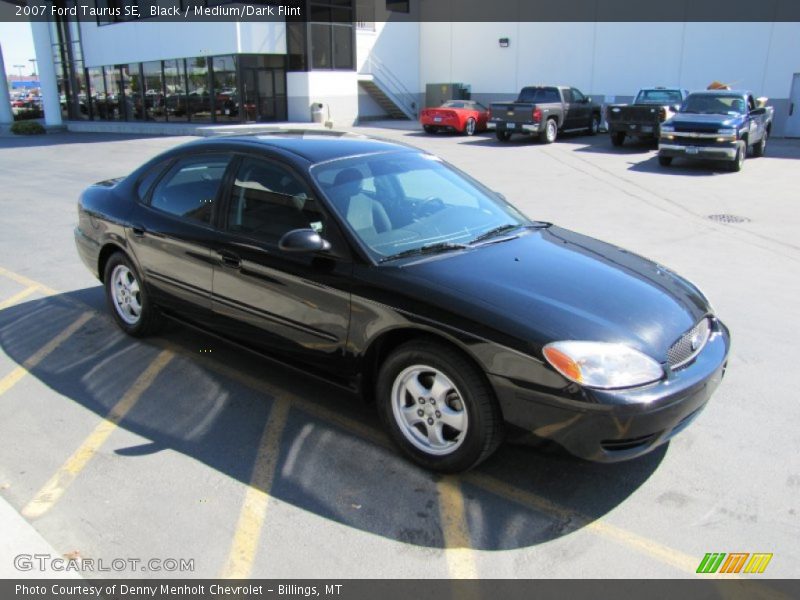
[104, 252, 162, 337]
[495, 130, 511, 142]
[752, 133, 767, 157]
[588, 114, 600, 136]
[611, 132, 625, 147]
[539, 118, 558, 144]
[376, 340, 503, 473]
[730, 141, 746, 172]
[464, 117, 477, 136]
[658, 155, 672, 167]
[423, 125, 436, 134]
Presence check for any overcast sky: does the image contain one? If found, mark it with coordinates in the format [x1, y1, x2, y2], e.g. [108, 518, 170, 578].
[0, 22, 36, 78]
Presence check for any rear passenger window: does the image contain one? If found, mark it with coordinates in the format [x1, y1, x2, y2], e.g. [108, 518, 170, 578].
[149, 154, 230, 224]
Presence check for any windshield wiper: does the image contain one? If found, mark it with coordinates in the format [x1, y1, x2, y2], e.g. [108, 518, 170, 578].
[379, 242, 468, 263]
[469, 222, 551, 245]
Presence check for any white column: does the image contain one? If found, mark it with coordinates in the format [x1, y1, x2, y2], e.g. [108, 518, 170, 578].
[30, 21, 62, 127]
[0, 44, 13, 125]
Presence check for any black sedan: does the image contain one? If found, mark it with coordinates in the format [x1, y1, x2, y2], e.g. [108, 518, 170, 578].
[74, 132, 729, 472]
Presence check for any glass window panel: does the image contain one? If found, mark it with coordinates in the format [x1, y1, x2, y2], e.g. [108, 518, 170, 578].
[311, 24, 332, 69]
[142, 61, 166, 121]
[103, 66, 122, 120]
[150, 154, 231, 224]
[87, 67, 106, 120]
[163, 59, 188, 122]
[120, 63, 143, 120]
[332, 24, 353, 69]
[186, 57, 211, 122]
[212, 55, 238, 123]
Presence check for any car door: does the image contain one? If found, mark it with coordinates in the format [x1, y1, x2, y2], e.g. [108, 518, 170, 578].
[128, 152, 232, 323]
[211, 154, 353, 376]
[560, 88, 577, 129]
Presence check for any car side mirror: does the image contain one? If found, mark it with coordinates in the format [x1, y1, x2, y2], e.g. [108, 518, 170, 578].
[278, 228, 332, 253]
[671, 104, 682, 112]
[750, 107, 766, 116]
[585, 97, 592, 104]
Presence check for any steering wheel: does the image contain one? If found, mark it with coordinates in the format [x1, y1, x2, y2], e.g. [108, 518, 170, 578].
[414, 196, 446, 219]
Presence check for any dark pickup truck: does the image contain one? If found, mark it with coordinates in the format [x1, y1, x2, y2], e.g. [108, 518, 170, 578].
[658, 90, 773, 171]
[488, 86, 602, 143]
[606, 88, 688, 146]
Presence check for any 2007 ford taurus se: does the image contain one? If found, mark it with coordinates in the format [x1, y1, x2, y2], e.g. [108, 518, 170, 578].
[75, 132, 729, 472]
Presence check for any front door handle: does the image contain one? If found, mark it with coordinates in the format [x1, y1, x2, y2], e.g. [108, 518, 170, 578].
[131, 224, 146, 237]
[218, 250, 241, 269]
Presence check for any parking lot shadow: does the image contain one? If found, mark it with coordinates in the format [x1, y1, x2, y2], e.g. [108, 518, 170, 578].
[0, 288, 665, 552]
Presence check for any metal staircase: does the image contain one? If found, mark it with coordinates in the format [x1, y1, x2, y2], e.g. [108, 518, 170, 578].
[358, 55, 417, 120]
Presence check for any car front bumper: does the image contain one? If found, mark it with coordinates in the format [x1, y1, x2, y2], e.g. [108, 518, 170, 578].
[489, 318, 730, 462]
[659, 142, 738, 160]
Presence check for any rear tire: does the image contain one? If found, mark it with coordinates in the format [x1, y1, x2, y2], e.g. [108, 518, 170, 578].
[588, 113, 600, 136]
[752, 132, 767, 157]
[495, 130, 511, 142]
[539, 118, 558, 144]
[658, 155, 672, 167]
[104, 252, 162, 337]
[611, 131, 625, 147]
[376, 340, 503, 472]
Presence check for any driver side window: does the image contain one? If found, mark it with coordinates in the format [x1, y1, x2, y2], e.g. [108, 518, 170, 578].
[225, 157, 326, 244]
[571, 88, 585, 103]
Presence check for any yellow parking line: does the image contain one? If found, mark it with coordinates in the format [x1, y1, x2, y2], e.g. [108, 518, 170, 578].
[0, 266, 57, 296]
[0, 285, 41, 311]
[219, 398, 290, 579]
[0, 311, 94, 397]
[437, 476, 479, 579]
[21, 349, 174, 519]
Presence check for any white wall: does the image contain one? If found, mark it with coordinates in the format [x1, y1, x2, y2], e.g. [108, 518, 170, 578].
[79, 21, 285, 67]
[419, 21, 800, 100]
[287, 71, 359, 125]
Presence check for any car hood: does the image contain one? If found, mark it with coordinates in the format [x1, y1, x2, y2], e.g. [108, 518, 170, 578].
[667, 112, 744, 131]
[398, 226, 710, 362]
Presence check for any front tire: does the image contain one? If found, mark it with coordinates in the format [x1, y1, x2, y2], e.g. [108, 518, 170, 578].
[495, 130, 511, 142]
[104, 252, 162, 337]
[376, 340, 503, 472]
[539, 118, 558, 144]
[658, 155, 672, 166]
[730, 141, 746, 171]
[464, 117, 477, 136]
[588, 113, 600, 136]
[611, 131, 625, 147]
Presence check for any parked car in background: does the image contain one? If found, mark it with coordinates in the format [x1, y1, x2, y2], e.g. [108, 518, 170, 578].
[606, 87, 688, 146]
[658, 90, 773, 171]
[74, 132, 729, 472]
[488, 86, 602, 143]
[420, 100, 490, 136]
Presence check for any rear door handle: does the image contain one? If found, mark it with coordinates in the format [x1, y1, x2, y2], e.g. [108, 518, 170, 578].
[218, 250, 241, 269]
[131, 224, 146, 237]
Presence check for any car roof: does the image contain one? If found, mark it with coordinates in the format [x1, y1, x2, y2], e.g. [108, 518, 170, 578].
[186, 131, 416, 164]
[689, 89, 752, 96]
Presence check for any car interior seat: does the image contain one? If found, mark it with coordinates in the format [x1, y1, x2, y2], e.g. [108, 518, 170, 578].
[330, 168, 391, 235]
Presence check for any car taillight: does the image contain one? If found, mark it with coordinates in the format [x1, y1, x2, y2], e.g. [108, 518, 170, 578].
[532, 108, 542, 122]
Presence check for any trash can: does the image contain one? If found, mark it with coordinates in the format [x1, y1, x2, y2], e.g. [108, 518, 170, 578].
[311, 103, 325, 123]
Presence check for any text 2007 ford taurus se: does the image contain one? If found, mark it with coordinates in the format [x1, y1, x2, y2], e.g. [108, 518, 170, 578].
[74, 133, 729, 472]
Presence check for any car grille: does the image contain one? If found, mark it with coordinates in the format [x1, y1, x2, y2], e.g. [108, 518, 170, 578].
[667, 318, 711, 369]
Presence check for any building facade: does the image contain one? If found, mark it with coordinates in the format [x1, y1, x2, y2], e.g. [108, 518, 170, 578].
[26, 1, 800, 136]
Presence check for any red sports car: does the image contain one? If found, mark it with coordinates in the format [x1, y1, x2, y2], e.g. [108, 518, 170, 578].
[420, 100, 490, 136]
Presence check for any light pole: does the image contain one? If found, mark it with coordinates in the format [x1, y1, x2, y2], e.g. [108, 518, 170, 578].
[29, 58, 37, 77]
[13, 64, 25, 79]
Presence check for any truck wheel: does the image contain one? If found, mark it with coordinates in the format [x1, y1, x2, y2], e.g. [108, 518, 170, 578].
[539, 118, 557, 144]
[658, 155, 672, 167]
[730, 141, 746, 171]
[376, 340, 503, 472]
[496, 130, 511, 142]
[611, 132, 625, 147]
[588, 114, 600, 136]
[752, 133, 767, 157]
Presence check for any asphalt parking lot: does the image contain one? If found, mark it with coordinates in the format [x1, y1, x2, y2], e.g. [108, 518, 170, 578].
[0, 125, 798, 580]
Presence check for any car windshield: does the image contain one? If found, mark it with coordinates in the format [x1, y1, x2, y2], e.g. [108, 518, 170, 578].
[635, 89, 683, 104]
[681, 93, 747, 115]
[311, 152, 531, 261]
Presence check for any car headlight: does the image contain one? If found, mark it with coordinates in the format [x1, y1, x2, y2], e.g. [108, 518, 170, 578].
[660, 124, 675, 133]
[543, 341, 664, 389]
[717, 128, 736, 136]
